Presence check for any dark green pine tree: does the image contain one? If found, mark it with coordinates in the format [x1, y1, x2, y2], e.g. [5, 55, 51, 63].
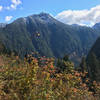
[0, 41, 8, 54]
[87, 53, 100, 81]
[57, 55, 74, 73]
[80, 57, 87, 73]
[63, 55, 69, 62]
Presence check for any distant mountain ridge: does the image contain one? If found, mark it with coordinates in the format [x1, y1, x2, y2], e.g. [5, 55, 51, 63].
[0, 12, 100, 65]
[93, 22, 100, 30]
[0, 23, 6, 28]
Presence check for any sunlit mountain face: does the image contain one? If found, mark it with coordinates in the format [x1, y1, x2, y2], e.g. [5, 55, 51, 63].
[0, 13, 100, 66]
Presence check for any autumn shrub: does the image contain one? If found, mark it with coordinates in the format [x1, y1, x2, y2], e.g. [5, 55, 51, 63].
[0, 55, 100, 100]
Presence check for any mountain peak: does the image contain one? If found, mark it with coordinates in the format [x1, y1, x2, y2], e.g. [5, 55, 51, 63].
[13, 12, 56, 25]
[28, 12, 55, 24]
[29, 12, 52, 18]
[38, 12, 50, 17]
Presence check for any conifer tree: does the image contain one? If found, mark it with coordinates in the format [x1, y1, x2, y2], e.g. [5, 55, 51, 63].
[87, 53, 100, 81]
[57, 55, 74, 73]
[80, 57, 87, 73]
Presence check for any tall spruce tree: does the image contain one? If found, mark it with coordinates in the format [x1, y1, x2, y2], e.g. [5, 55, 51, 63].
[87, 53, 100, 81]
[57, 55, 74, 73]
[80, 57, 87, 73]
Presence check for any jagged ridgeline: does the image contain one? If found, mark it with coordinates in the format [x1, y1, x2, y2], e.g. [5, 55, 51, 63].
[0, 13, 100, 64]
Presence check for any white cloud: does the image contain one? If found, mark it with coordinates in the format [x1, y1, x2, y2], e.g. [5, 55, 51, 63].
[56, 5, 100, 26]
[5, 16, 13, 22]
[10, 4, 16, 9]
[6, 0, 22, 10]
[11, 0, 21, 5]
[0, 6, 3, 11]
[6, 6, 10, 10]
[10, 0, 22, 9]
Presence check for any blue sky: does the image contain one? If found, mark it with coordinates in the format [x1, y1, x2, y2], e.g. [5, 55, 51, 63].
[0, 0, 100, 26]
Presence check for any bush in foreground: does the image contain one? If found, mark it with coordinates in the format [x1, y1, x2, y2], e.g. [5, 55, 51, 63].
[0, 55, 100, 100]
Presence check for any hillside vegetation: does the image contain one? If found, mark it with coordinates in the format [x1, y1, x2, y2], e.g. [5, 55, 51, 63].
[0, 54, 100, 100]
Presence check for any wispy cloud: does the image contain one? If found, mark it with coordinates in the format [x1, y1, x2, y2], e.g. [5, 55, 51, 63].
[6, 0, 22, 10]
[11, 0, 22, 9]
[56, 5, 100, 26]
[5, 16, 13, 22]
[0, 6, 3, 11]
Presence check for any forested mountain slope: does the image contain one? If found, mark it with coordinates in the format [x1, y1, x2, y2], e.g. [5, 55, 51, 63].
[0, 13, 99, 65]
